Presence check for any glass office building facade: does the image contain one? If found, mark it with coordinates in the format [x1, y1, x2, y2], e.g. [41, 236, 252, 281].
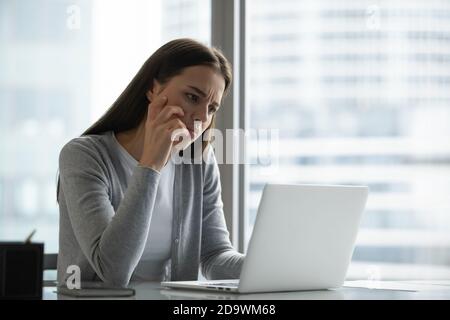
[0, 0, 210, 252]
[247, 0, 450, 279]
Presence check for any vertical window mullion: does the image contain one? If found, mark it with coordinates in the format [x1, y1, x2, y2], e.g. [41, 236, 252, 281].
[211, 0, 247, 253]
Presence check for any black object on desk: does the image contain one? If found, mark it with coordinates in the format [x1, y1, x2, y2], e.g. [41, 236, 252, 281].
[0, 242, 44, 300]
[57, 285, 135, 298]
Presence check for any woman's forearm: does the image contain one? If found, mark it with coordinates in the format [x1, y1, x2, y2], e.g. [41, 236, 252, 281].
[60, 144, 161, 287]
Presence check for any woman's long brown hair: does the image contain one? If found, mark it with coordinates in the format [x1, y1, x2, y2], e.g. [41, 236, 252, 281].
[57, 38, 232, 202]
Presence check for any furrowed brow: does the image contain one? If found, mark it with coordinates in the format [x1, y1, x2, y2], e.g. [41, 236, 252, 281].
[188, 85, 220, 107]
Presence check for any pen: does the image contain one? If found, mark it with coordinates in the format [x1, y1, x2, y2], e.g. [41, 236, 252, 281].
[24, 229, 36, 244]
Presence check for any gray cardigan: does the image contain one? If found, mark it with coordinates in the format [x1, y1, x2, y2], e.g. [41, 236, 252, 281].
[57, 132, 244, 287]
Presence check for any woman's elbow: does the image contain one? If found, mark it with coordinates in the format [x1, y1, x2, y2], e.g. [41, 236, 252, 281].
[96, 268, 132, 288]
[103, 275, 130, 288]
[93, 255, 133, 288]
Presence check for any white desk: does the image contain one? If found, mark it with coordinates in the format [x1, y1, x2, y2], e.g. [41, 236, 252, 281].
[43, 280, 450, 300]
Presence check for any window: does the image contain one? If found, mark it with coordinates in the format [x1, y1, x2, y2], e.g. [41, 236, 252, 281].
[246, 0, 450, 280]
[0, 0, 210, 253]
[4, 0, 450, 281]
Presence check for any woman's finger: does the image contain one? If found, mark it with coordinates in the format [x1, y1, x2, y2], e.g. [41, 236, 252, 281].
[147, 95, 168, 122]
[163, 118, 189, 140]
[164, 118, 187, 130]
[155, 105, 185, 124]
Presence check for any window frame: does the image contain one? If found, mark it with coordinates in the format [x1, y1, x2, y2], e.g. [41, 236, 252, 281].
[211, 0, 248, 253]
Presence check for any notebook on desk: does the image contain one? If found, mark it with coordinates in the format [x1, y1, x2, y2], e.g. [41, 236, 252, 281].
[56, 282, 135, 298]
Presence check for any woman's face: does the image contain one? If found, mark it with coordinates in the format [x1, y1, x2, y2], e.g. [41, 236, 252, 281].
[147, 65, 225, 141]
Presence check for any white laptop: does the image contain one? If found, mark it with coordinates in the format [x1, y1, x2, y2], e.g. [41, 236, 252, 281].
[161, 183, 369, 294]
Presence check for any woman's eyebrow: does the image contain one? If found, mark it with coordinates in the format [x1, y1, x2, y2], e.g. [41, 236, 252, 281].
[187, 85, 220, 107]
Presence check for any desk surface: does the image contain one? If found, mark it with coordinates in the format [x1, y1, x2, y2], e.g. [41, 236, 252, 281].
[43, 280, 450, 300]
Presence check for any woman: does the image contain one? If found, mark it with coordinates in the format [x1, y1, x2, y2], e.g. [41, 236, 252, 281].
[57, 38, 244, 287]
